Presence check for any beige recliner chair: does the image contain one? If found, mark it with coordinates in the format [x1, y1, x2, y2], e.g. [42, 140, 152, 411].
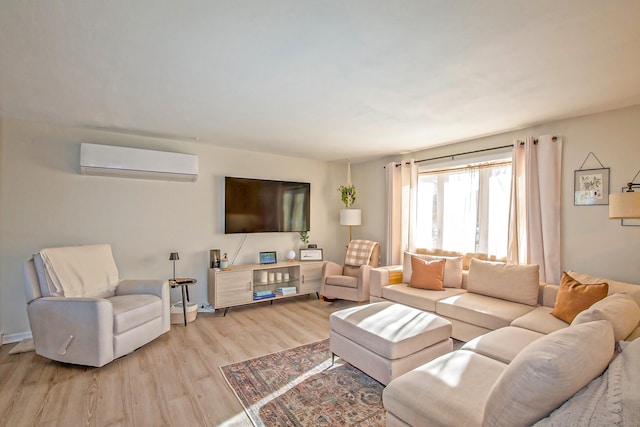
[321, 240, 380, 302]
[23, 243, 170, 367]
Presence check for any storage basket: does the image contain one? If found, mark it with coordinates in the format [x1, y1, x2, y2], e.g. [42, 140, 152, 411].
[170, 301, 198, 324]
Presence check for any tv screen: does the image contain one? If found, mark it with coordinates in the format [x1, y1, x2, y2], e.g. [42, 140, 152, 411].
[224, 176, 310, 234]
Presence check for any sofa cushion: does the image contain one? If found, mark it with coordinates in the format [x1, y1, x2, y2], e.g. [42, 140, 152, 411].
[467, 258, 539, 306]
[382, 284, 466, 312]
[567, 270, 640, 306]
[483, 320, 615, 427]
[408, 257, 445, 290]
[436, 293, 535, 331]
[572, 293, 640, 341]
[109, 294, 163, 334]
[551, 272, 608, 323]
[462, 326, 544, 364]
[403, 252, 463, 288]
[384, 350, 507, 427]
[511, 306, 569, 335]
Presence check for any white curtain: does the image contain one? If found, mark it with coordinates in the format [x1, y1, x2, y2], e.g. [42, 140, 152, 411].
[508, 135, 563, 283]
[386, 159, 418, 265]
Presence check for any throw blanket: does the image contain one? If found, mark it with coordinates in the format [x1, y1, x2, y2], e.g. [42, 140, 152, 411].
[534, 339, 640, 426]
[39, 244, 119, 298]
[344, 240, 377, 266]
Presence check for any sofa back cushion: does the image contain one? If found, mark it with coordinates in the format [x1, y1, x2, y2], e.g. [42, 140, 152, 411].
[572, 293, 640, 341]
[467, 258, 539, 306]
[482, 319, 614, 427]
[403, 252, 463, 288]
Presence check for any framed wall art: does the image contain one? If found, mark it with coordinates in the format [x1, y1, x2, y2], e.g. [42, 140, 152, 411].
[574, 167, 609, 206]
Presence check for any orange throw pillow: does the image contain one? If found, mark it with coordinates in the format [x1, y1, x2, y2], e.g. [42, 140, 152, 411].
[551, 272, 609, 323]
[408, 257, 445, 291]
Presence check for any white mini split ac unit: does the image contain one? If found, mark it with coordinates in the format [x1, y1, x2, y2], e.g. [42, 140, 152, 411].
[80, 143, 198, 182]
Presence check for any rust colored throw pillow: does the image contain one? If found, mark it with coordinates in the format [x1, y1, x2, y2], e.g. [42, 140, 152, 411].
[408, 257, 445, 291]
[551, 272, 609, 323]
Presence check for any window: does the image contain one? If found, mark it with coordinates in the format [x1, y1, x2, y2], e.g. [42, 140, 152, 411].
[415, 157, 512, 258]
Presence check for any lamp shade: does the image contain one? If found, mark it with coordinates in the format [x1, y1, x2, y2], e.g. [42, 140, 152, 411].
[169, 252, 180, 261]
[340, 208, 361, 226]
[609, 192, 640, 219]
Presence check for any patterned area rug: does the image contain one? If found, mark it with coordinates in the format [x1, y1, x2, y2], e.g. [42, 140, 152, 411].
[220, 339, 385, 426]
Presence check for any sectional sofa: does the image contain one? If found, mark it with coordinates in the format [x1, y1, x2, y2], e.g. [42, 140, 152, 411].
[370, 252, 640, 425]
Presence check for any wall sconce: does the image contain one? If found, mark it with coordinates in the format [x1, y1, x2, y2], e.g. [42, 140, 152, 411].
[169, 252, 179, 280]
[609, 170, 640, 225]
[340, 208, 361, 241]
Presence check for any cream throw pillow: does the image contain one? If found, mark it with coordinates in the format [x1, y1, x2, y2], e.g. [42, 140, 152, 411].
[467, 258, 540, 306]
[483, 320, 615, 427]
[402, 252, 463, 288]
[572, 293, 640, 341]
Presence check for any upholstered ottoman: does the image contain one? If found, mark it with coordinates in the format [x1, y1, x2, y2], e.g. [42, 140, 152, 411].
[330, 301, 453, 385]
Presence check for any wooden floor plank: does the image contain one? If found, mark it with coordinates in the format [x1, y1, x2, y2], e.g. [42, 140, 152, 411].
[0, 297, 355, 426]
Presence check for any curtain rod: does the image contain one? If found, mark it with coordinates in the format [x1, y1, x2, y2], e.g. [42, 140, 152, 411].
[387, 136, 558, 168]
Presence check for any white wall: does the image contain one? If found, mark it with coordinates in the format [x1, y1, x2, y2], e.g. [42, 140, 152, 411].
[0, 118, 347, 338]
[354, 105, 640, 284]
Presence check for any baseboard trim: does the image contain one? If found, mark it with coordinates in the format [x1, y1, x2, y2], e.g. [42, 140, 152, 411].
[2, 331, 33, 345]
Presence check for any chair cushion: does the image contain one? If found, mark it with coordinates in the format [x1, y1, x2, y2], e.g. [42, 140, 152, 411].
[467, 258, 540, 306]
[325, 275, 358, 288]
[483, 320, 615, 427]
[109, 294, 163, 334]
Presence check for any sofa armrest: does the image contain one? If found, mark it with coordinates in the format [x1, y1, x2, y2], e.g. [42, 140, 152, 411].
[27, 297, 114, 367]
[370, 265, 403, 298]
[117, 279, 170, 333]
[542, 284, 559, 308]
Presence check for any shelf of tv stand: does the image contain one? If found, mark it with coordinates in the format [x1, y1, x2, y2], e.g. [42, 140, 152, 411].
[207, 261, 323, 315]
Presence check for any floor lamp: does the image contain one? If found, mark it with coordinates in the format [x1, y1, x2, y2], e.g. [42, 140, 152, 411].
[340, 208, 361, 242]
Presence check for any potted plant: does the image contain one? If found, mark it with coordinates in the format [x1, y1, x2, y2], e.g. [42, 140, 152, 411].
[338, 184, 356, 208]
[299, 231, 310, 247]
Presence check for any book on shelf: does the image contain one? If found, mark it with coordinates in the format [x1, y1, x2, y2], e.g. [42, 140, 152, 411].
[253, 292, 276, 300]
[253, 290, 274, 297]
[276, 286, 297, 296]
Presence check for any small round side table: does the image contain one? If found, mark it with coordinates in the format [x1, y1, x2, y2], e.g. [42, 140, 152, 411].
[169, 278, 197, 326]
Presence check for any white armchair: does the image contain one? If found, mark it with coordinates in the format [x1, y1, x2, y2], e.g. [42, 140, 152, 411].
[23, 244, 170, 367]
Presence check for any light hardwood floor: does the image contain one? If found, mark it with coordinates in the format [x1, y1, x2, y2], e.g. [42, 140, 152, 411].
[0, 296, 358, 427]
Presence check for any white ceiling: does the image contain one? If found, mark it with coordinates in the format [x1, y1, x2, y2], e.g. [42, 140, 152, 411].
[1, 1, 640, 162]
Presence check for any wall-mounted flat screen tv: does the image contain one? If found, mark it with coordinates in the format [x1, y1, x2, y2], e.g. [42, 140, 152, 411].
[224, 176, 310, 234]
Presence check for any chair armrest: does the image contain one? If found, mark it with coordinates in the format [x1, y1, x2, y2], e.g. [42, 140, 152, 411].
[117, 279, 170, 333]
[116, 279, 168, 298]
[357, 264, 373, 300]
[27, 297, 114, 367]
[321, 261, 343, 282]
